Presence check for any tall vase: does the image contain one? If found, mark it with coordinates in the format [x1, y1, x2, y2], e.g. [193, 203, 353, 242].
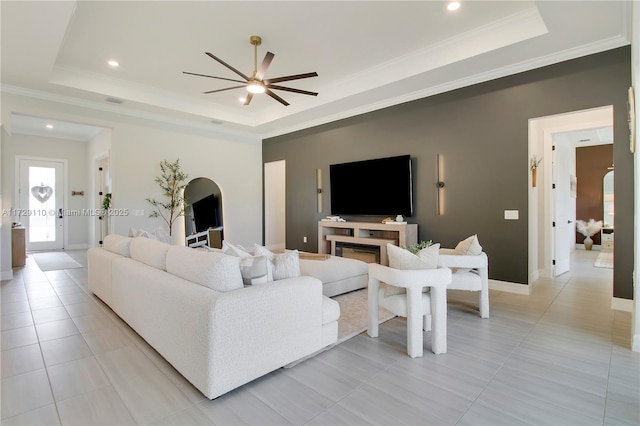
[531, 168, 537, 187]
[583, 235, 593, 250]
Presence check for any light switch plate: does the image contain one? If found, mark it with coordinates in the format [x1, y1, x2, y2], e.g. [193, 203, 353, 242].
[504, 210, 519, 220]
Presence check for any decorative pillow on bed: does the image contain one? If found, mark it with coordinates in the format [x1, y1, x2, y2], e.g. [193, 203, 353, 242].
[454, 234, 482, 256]
[254, 245, 301, 281]
[383, 243, 440, 297]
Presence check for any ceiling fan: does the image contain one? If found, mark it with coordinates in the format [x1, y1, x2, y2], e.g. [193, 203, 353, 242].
[183, 35, 318, 106]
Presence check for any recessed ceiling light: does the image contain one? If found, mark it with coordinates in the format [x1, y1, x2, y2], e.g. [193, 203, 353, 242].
[45, 124, 54, 129]
[447, 2, 461, 11]
[107, 60, 119, 67]
[239, 97, 247, 103]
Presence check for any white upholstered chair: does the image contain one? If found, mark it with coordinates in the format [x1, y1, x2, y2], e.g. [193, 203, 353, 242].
[367, 263, 452, 357]
[438, 249, 489, 318]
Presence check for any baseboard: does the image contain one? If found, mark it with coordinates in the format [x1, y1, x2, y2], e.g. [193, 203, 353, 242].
[66, 244, 89, 250]
[1, 270, 14, 280]
[529, 269, 541, 283]
[489, 279, 531, 295]
[611, 297, 633, 312]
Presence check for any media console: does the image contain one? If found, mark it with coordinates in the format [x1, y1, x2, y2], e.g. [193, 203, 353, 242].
[318, 221, 417, 266]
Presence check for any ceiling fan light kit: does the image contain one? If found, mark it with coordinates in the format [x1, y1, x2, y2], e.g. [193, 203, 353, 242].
[184, 35, 318, 106]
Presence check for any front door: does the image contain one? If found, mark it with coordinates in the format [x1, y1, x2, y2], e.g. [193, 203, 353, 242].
[18, 159, 65, 251]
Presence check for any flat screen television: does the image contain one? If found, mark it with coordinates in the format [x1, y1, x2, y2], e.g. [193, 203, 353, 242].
[191, 194, 220, 232]
[329, 155, 413, 216]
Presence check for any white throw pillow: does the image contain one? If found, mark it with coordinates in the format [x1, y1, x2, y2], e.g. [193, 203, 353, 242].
[384, 243, 440, 296]
[153, 227, 172, 244]
[454, 234, 482, 256]
[239, 256, 269, 285]
[254, 245, 301, 281]
[222, 241, 252, 258]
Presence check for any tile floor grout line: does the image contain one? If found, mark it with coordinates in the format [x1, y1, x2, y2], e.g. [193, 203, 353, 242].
[453, 276, 573, 425]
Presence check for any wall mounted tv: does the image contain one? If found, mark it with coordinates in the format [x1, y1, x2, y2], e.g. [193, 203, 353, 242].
[329, 154, 413, 216]
[192, 194, 221, 232]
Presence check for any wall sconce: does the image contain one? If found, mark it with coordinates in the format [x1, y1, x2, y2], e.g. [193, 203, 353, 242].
[436, 154, 445, 215]
[317, 168, 323, 213]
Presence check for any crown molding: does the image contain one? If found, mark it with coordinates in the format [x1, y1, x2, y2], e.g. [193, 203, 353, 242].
[1, 84, 261, 143]
[262, 35, 631, 139]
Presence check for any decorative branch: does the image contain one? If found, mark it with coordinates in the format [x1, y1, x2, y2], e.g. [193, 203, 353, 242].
[530, 155, 542, 171]
[146, 159, 188, 236]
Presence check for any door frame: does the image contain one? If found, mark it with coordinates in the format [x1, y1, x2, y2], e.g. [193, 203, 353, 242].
[15, 155, 69, 251]
[528, 106, 613, 280]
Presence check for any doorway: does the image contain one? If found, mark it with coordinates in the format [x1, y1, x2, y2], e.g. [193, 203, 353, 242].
[17, 157, 66, 251]
[528, 106, 614, 280]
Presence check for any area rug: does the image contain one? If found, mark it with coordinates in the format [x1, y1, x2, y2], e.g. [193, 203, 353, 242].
[31, 251, 83, 271]
[333, 288, 396, 344]
[594, 251, 613, 269]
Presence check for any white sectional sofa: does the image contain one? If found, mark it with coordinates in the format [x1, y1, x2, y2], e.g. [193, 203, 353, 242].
[88, 234, 339, 400]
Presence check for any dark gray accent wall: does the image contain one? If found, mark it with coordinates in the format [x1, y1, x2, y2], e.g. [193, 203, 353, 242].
[263, 46, 632, 298]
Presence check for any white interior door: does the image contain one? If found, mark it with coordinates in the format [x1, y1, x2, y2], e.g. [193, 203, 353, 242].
[19, 159, 65, 251]
[552, 143, 574, 276]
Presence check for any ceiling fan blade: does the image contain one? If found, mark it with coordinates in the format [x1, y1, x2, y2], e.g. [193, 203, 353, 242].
[243, 93, 254, 106]
[264, 72, 318, 84]
[265, 89, 290, 106]
[183, 72, 245, 84]
[205, 52, 249, 80]
[255, 52, 274, 81]
[268, 85, 318, 96]
[203, 85, 246, 94]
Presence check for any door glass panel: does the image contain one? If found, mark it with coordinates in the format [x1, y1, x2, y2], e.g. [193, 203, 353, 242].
[28, 166, 56, 243]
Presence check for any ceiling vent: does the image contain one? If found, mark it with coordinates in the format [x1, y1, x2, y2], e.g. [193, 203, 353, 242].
[106, 97, 124, 104]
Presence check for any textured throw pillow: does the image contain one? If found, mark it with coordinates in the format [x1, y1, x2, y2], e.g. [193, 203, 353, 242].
[222, 241, 252, 258]
[166, 246, 243, 292]
[239, 256, 269, 285]
[254, 245, 301, 281]
[383, 243, 440, 297]
[454, 234, 483, 256]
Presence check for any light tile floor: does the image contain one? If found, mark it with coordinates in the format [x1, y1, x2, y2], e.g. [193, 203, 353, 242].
[1, 249, 638, 425]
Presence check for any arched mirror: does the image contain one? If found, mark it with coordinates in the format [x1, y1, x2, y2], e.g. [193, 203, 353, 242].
[184, 178, 223, 248]
[603, 170, 614, 229]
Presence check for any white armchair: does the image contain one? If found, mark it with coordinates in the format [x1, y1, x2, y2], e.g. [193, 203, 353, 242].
[367, 263, 452, 357]
[438, 249, 489, 318]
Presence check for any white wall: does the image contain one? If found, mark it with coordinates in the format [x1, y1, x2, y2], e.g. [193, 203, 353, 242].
[1, 93, 263, 251]
[0, 126, 11, 279]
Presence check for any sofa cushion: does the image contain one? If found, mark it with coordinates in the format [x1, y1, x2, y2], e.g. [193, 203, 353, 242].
[103, 234, 133, 257]
[322, 296, 340, 325]
[299, 254, 368, 284]
[130, 237, 170, 270]
[166, 246, 243, 292]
